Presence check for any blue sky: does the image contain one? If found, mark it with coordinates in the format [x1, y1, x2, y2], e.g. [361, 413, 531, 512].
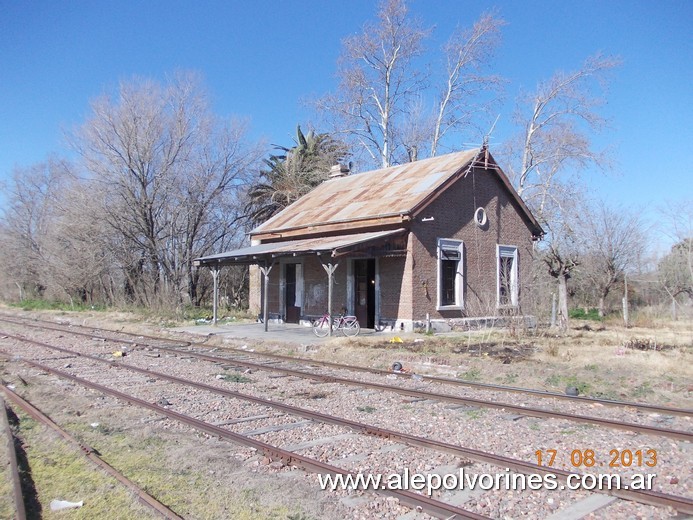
[1, 0, 691, 252]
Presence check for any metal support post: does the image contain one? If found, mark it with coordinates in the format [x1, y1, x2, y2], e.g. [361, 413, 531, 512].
[211, 267, 220, 326]
[321, 262, 338, 337]
[260, 263, 274, 332]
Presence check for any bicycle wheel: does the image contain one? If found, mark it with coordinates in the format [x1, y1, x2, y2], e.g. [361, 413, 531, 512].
[313, 318, 331, 337]
[342, 318, 360, 337]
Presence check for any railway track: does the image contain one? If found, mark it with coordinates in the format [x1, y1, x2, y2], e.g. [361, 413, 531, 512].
[1, 325, 692, 518]
[1, 314, 689, 419]
[1, 346, 488, 519]
[1, 394, 26, 520]
[0, 386, 183, 519]
[0, 316, 690, 442]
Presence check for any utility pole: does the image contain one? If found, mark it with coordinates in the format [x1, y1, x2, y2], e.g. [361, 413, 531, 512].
[622, 274, 629, 327]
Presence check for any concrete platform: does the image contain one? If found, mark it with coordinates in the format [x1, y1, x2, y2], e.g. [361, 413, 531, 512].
[169, 321, 381, 346]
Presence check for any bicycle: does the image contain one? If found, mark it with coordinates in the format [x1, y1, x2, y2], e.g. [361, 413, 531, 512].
[312, 313, 360, 337]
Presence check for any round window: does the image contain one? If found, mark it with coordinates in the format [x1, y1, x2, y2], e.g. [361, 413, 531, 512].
[474, 207, 487, 227]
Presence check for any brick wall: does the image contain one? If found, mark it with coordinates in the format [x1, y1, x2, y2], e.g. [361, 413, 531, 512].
[378, 253, 410, 323]
[410, 165, 536, 321]
[301, 256, 348, 317]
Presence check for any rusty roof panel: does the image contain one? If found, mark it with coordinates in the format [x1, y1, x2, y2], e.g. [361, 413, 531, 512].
[194, 229, 407, 266]
[253, 149, 480, 235]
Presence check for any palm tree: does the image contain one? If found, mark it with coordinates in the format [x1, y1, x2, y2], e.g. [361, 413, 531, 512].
[246, 126, 347, 226]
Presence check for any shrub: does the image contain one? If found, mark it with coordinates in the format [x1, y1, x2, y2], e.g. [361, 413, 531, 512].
[569, 308, 602, 321]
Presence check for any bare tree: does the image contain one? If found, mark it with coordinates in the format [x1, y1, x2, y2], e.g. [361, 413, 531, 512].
[317, 1, 503, 168]
[317, 0, 429, 168]
[657, 200, 693, 317]
[71, 72, 260, 307]
[507, 53, 620, 217]
[579, 201, 646, 317]
[506, 53, 620, 328]
[0, 158, 70, 299]
[0, 157, 140, 305]
[540, 188, 584, 330]
[430, 12, 505, 157]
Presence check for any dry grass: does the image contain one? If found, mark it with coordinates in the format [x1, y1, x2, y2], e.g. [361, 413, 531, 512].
[5, 409, 158, 520]
[284, 319, 693, 407]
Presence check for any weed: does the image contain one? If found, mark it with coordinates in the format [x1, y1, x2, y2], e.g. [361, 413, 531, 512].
[217, 373, 253, 383]
[356, 406, 377, 413]
[633, 381, 654, 398]
[10, 299, 107, 312]
[544, 374, 592, 395]
[288, 514, 316, 520]
[464, 409, 485, 420]
[91, 423, 117, 435]
[584, 364, 598, 371]
[544, 374, 561, 387]
[562, 376, 592, 395]
[503, 373, 519, 384]
[569, 308, 603, 321]
[591, 390, 619, 401]
[458, 368, 481, 381]
[294, 391, 329, 399]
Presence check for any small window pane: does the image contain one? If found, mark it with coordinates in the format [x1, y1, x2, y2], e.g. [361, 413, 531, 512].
[498, 256, 513, 305]
[441, 259, 457, 306]
[497, 245, 518, 307]
[438, 238, 462, 308]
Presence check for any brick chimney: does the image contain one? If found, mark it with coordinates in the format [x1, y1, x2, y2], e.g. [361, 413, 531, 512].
[329, 163, 350, 178]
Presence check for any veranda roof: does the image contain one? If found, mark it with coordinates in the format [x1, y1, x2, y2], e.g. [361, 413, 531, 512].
[193, 228, 406, 267]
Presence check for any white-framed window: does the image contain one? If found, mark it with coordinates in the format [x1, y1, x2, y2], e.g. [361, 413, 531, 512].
[437, 238, 464, 309]
[497, 245, 519, 307]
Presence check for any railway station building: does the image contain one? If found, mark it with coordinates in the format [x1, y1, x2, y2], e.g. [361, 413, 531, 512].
[194, 147, 543, 332]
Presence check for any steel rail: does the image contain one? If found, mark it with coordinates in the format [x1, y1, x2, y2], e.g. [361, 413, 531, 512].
[2, 329, 690, 442]
[207, 345, 693, 417]
[144, 347, 693, 441]
[0, 395, 27, 520]
[1, 314, 689, 418]
[0, 315, 190, 349]
[2, 339, 692, 514]
[0, 387, 183, 520]
[0, 355, 489, 520]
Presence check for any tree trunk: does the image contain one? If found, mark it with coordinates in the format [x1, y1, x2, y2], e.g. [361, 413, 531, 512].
[557, 275, 569, 331]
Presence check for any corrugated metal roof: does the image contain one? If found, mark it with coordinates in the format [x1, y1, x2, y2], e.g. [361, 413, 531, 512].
[252, 149, 481, 235]
[193, 229, 406, 267]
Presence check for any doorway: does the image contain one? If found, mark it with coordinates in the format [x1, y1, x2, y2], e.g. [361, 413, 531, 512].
[284, 263, 301, 323]
[354, 259, 375, 329]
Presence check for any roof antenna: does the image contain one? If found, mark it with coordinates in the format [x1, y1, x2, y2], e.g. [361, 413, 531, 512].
[482, 114, 500, 168]
[483, 114, 500, 148]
